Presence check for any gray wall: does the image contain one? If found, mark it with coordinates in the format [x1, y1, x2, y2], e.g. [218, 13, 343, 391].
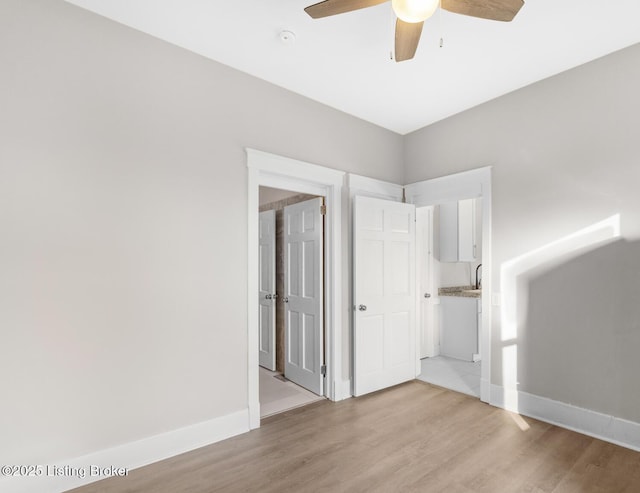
[405, 43, 640, 421]
[3, 0, 639, 469]
[0, 0, 402, 464]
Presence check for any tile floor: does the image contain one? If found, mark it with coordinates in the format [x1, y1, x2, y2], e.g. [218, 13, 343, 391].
[259, 367, 324, 418]
[417, 356, 481, 397]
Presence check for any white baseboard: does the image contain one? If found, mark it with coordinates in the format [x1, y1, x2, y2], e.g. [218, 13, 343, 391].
[2, 409, 250, 493]
[490, 385, 640, 452]
[334, 379, 352, 401]
[249, 401, 260, 430]
[480, 378, 491, 403]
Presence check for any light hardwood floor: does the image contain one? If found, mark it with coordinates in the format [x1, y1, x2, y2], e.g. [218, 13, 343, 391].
[69, 381, 640, 493]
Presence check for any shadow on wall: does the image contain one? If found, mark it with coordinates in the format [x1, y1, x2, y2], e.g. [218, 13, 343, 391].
[518, 237, 640, 423]
[499, 215, 621, 413]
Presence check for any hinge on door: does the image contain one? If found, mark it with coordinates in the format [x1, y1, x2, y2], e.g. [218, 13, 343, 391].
[321, 365, 327, 376]
[320, 204, 326, 215]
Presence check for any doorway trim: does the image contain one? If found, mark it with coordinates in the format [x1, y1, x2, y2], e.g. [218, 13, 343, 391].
[247, 149, 345, 429]
[405, 166, 492, 403]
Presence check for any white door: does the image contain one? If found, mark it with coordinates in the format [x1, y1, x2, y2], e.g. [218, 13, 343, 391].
[258, 209, 276, 371]
[354, 196, 416, 396]
[284, 198, 324, 395]
[417, 206, 437, 359]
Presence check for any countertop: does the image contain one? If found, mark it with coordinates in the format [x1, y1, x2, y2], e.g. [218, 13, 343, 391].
[438, 286, 482, 299]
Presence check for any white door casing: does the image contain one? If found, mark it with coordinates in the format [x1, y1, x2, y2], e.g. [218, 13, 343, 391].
[248, 149, 344, 429]
[284, 197, 324, 395]
[258, 210, 276, 371]
[354, 196, 416, 397]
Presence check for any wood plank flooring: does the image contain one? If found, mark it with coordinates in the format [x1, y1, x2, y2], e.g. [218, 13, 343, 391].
[69, 381, 640, 493]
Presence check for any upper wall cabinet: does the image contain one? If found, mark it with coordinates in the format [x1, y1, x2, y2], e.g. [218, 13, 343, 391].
[438, 198, 477, 262]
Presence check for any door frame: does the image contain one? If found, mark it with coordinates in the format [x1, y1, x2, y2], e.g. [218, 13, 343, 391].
[247, 149, 345, 429]
[405, 166, 492, 403]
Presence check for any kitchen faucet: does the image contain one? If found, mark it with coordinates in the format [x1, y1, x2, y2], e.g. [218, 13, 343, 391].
[475, 264, 482, 290]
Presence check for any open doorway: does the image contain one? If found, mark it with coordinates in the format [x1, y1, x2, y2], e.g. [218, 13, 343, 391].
[347, 170, 492, 402]
[247, 149, 345, 430]
[405, 166, 492, 404]
[416, 200, 483, 397]
[258, 186, 326, 418]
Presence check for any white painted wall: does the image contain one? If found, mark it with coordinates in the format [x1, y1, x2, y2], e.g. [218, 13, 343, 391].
[0, 0, 402, 468]
[404, 43, 640, 422]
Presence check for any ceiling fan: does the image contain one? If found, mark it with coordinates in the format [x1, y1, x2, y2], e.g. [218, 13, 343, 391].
[304, 0, 525, 62]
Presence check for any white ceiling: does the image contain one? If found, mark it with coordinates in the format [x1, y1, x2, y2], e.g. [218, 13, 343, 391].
[65, 0, 640, 135]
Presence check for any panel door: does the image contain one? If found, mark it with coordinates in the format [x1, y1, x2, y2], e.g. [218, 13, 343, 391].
[284, 198, 324, 395]
[258, 209, 276, 370]
[354, 196, 416, 396]
[417, 206, 437, 359]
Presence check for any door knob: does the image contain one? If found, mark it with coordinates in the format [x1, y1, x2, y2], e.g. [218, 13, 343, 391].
[283, 297, 289, 303]
[424, 293, 431, 298]
[358, 304, 367, 311]
[265, 294, 272, 300]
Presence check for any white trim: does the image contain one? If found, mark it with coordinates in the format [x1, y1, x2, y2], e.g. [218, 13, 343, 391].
[249, 149, 344, 188]
[490, 385, 640, 452]
[336, 379, 353, 401]
[247, 165, 260, 429]
[405, 166, 492, 404]
[1, 409, 249, 493]
[247, 149, 346, 429]
[480, 378, 491, 402]
[260, 173, 328, 197]
[347, 173, 404, 201]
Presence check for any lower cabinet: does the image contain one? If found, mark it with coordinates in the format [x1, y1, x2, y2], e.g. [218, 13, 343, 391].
[440, 297, 479, 362]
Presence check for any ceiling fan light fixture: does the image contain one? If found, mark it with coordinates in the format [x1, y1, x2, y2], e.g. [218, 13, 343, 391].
[391, 0, 439, 23]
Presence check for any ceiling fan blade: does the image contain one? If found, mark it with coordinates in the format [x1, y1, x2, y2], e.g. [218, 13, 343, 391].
[441, 0, 524, 22]
[395, 19, 424, 62]
[305, 0, 388, 19]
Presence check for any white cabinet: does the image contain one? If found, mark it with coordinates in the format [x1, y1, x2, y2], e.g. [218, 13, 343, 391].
[438, 198, 477, 262]
[440, 297, 479, 362]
